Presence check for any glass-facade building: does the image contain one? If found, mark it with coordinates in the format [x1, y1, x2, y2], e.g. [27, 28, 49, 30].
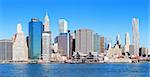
[29, 18, 43, 59]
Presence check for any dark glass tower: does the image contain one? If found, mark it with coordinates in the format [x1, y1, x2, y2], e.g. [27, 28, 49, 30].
[29, 18, 43, 59]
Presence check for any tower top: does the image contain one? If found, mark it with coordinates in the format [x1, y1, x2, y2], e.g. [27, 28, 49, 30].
[17, 24, 23, 33]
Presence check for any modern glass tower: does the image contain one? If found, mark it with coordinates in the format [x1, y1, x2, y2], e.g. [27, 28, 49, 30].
[29, 18, 43, 59]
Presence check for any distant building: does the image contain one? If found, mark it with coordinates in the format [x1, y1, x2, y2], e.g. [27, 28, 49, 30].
[59, 19, 68, 33]
[12, 24, 28, 61]
[71, 32, 75, 55]
[124, 32, 130, 52]
[55, 33, 72, 58]
[116, 34, 121, 48]
[148, 48, 150, 57]
[106, 44, 122, 58]
[29, 18, 43, 59]
[139, 47, 148, 57]
[0, 39, 13, 61]
[100, 36, 105, 54]
[93, 33, 100, 53]
[129, 45, 134, 55]
[75, 29, 94, 54]
[42, 13, 51, 61]
[132, 18, 140, 56]
[42, 32, 51, 61]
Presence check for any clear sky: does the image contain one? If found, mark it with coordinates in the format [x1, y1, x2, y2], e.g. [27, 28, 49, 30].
[0, 0, 149, 48]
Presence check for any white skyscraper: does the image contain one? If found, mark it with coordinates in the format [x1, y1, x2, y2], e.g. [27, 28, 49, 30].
[42, 12, 51, 61]
[124, 32, 130, 52]
[59, 19, 68, 33]
[12, 24, 28, 61]
[42, 33, 50, 61]
[132, 18, 139, 56]
[44, 12, 50, 31]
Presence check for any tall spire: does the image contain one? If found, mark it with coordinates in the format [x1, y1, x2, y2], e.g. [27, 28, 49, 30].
[44, 12, 50, 31]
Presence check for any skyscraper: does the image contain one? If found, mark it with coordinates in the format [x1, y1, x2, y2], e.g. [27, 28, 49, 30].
[42, 32, 50, 61]
[124, 32, 130, 52]
[59, 19, 68, 33]
[132, 18, 140, 56]
[93, 33, 100, 53]
[42, 13, 51, 61]
[54, 33, 72, 58]
[29, 18, 43, 59]
[75, 29, 94, 54]
[100, 36, 105, 54]
[12, 24, 28, 61]
[54, 33, 68, 56]
[0, 39, 13, 61]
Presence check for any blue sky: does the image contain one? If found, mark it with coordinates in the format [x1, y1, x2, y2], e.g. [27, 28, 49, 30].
[0, 0, 149, 48]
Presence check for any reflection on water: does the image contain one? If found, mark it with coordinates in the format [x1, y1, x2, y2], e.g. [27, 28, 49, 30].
[0, 63, 149, 77]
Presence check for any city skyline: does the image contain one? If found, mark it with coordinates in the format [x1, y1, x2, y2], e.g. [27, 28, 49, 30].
[0, 0, 149, 48]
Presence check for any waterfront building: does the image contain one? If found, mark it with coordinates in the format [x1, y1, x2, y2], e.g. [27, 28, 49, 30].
[75, 29, 94, 54]
[106, 44, 122, 58]
[124, 32, 130, 52]
[93, 33, 100, 53]
[139, 47, 148, 57]
[29, 18, 43, 59]
[148, 48, 150, 57]
[54, 33, 72, 58]
[132, 18, 140, 56]
[59, 19, 68, 33]
[0, 39, 13, 61]
[42, 13, 51, 61]
[12, 24, 28, 61]
[71, 32, 75, 56]
[42, 32, 51, 61]
[100, 36, 105, 54]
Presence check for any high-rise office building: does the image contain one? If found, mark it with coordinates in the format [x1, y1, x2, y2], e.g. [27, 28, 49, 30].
[100, 36, 105, 54]
[93, 33, 100, 53]
[54, 33, 72, 58]
[132, 18, 140, 56]
[75, 29, 94, 54]
[124, 32, 130, 52]
[0, 39, 13, 61]
[29, 18, 43, 59]
[12, 24, 28, 61]
[59, 19, 68, 33]
[42, 32, 50, 61]
[42, 13, 51, 61]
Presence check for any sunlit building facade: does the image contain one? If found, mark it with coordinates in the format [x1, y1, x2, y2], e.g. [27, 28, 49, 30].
[29, 18, 43, 59]
[12, 24, 28, 61]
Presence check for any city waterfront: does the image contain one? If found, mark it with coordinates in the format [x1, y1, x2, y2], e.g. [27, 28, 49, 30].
[0, 63, 149, 77]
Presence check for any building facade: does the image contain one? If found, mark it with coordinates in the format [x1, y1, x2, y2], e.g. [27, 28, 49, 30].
[124, 32, 130, 52]
[29, 18, 43, 59]
[42, 13, 51, 61]
[100, 36, 105, 54]
[0, 39, 13, 61]
[12, 24, 28, 61]
[93, 33, 100, 53]
[132, 18, 140, 56]
[75, 29, 94, 54]
[54, 33, 72, 58]
[59, 19, 68, 33]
